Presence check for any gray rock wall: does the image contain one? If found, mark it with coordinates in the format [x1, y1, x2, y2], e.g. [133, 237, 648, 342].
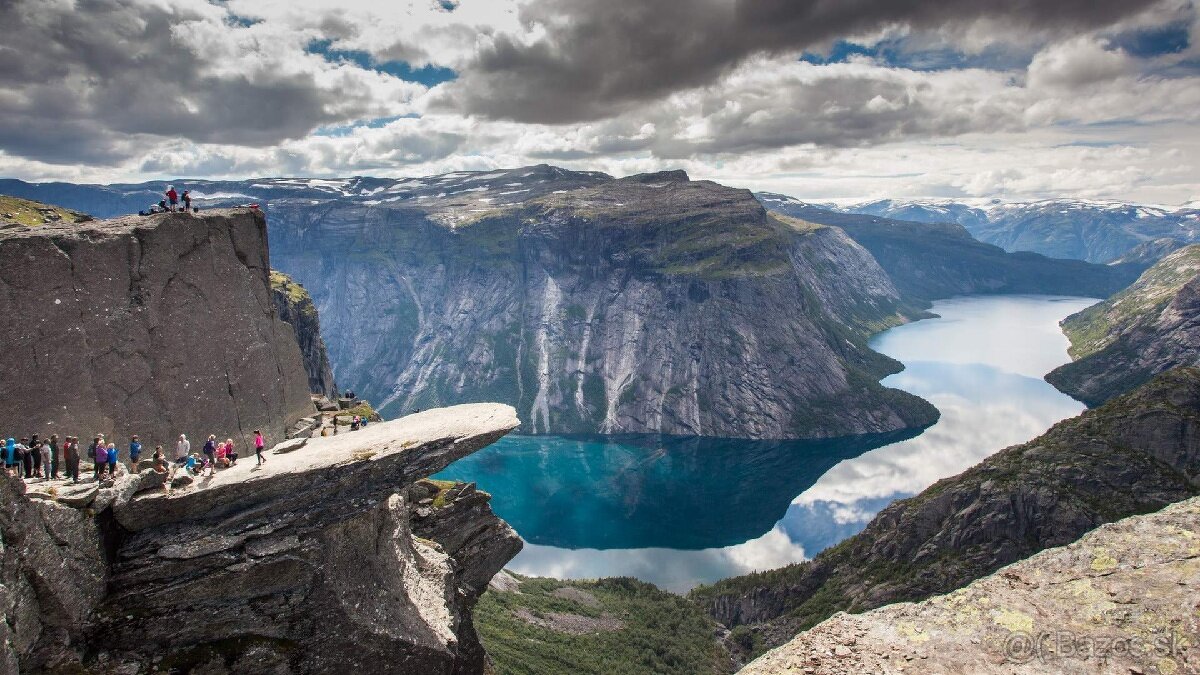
[269, 176, 937, 439]
[0, 209, 314, 451]
[270, 271, 338, 398]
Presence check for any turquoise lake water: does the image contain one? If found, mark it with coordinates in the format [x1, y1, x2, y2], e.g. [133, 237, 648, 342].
[435, 295, 1097, 592]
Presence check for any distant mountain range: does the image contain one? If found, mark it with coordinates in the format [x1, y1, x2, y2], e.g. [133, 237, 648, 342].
[0, 168, 1149, 437]
[832, 197, 1200, 264]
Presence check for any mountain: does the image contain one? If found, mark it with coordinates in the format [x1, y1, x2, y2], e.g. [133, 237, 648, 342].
[756, 193, 1137, 301]
[741, 495, 1200, 674]
[838, 197, 1200, 264]
[1107, 236, 1190, 271]
[689, 367, 1200, 656]
[1046, 245, 1200, 405]
[262, 167, 937, 438]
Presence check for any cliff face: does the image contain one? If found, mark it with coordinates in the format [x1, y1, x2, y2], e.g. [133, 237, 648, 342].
[270, 271, 338, 398]
[268, 168, 937, 439]
[690, 367, 1200, 653]
[757, 193, 1138, 301]
[1, 405, 523, 675]
[741, 496, 1200, 675]
[0, 209, 313, 450]
[1047, 245, 1200, 405]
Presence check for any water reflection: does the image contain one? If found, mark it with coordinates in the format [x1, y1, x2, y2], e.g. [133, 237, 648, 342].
[438, 429, 920, 550]
[437, 295, 1098, 591]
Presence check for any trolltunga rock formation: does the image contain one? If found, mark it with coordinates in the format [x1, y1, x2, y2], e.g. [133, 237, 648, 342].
[1, 404, 523, 674]
[0, 208, 313, 450]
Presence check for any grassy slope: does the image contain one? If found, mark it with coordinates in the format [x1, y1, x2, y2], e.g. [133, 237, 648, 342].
[1060, 244, 1200, 359]
[0, 194, 91, 227]
[477, 575, 733, 675]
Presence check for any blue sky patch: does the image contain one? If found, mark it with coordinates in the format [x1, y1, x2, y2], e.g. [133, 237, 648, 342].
[1111, 22, 1190, 58]
[307, 39, 458, 86]
[314, 114, 422, 137]
[800, 36, 1034, 72]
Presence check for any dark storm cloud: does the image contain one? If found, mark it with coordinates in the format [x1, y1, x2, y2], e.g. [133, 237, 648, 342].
[446, 0, 1165, 123]
[0, 0, 400, 165]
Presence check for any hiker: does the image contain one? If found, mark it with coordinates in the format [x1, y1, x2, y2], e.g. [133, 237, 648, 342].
[350, 415, 360, 431]
[129, 429, 141, 468]
[175, 434, 191, 466]
[4, 438, 14, 475]
[254, 429, 266, 466]
[48, 434, 59, 479]
[19, 437, 32, 478]
[202, 434, 217, 468]
[185, 453, 198, 475]
[39, 441, 51, 480]
[105, 443, 118, 477]
[29, 435, 42, 477]
[182, 190, 192, 212]
[152, 446, 167, 474]
[166, 186, 179, 211]
[215, 441, 229, 468]
[92, 437, 107, 480]
[225, 438, 237, 466]
[360, 417, 368, 429]
[65, 436, 80, 483]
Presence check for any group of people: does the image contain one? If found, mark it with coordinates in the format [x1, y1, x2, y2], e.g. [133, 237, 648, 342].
[140, 185, 196, 215]
[4, 428, 269, 484]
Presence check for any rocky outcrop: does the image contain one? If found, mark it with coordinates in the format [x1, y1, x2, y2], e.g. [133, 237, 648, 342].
[741, 496, 1200, 674]
[0, 477, 106, 674]
[1047, 245, 1200, 405]
[0, 208, 313, 452]
[2, 404, 522, 674]
[690, 367, 1200, 652]
[267, 167, 937, 439]
[270, 270, 338, 398]
[758, 193, 1138, 301]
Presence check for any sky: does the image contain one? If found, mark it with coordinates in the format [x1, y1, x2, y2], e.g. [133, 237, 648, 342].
[1, 0, 1198, 203]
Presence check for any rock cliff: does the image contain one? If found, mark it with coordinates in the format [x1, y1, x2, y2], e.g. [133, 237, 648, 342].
[1, 404, 522, 674]
[741, 496, 1200, 674]
[690, 367, 1200, 654]
[267, 167, 937, 438]
[1047, 245, 1200, 405]
[270, 270, 338, 398]
[0, 208, 313, 451]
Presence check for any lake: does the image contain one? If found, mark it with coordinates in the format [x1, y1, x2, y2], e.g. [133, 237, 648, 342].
[434, 295, 1097, 592]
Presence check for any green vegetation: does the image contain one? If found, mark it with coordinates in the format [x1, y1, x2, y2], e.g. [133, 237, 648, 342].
[0, 194, 90, 227]
[269, 270, 319, 318]
[1060, 245, 1200, 359]
[477, 574, 733, 675]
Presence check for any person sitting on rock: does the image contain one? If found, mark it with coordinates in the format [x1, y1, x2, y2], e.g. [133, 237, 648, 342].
[152, 446, 167, 473]
[215, 441, 229, 468]
[225, 438, 238, 466]
[185, 452, 198, 475]
[350, 415, 360, 431]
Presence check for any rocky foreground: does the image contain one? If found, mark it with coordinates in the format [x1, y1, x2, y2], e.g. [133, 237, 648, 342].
[741, 496, 1200, 674]
[1, 404, 522, 675]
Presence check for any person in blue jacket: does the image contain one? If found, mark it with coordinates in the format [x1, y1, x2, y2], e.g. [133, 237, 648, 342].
[4, 438, 14, 474]
[129, 435, 142, 469]
[106, 443, 118, 477]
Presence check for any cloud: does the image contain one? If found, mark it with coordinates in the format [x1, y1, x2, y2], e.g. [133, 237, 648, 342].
[444, 0, 1164, 123]
[0, 0, 421, 165]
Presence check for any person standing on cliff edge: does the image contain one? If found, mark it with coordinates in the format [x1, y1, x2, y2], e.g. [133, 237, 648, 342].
[165, 185, 178, 211]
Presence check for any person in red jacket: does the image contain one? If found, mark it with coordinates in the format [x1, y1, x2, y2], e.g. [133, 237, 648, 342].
[166, 186, 179, 211]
